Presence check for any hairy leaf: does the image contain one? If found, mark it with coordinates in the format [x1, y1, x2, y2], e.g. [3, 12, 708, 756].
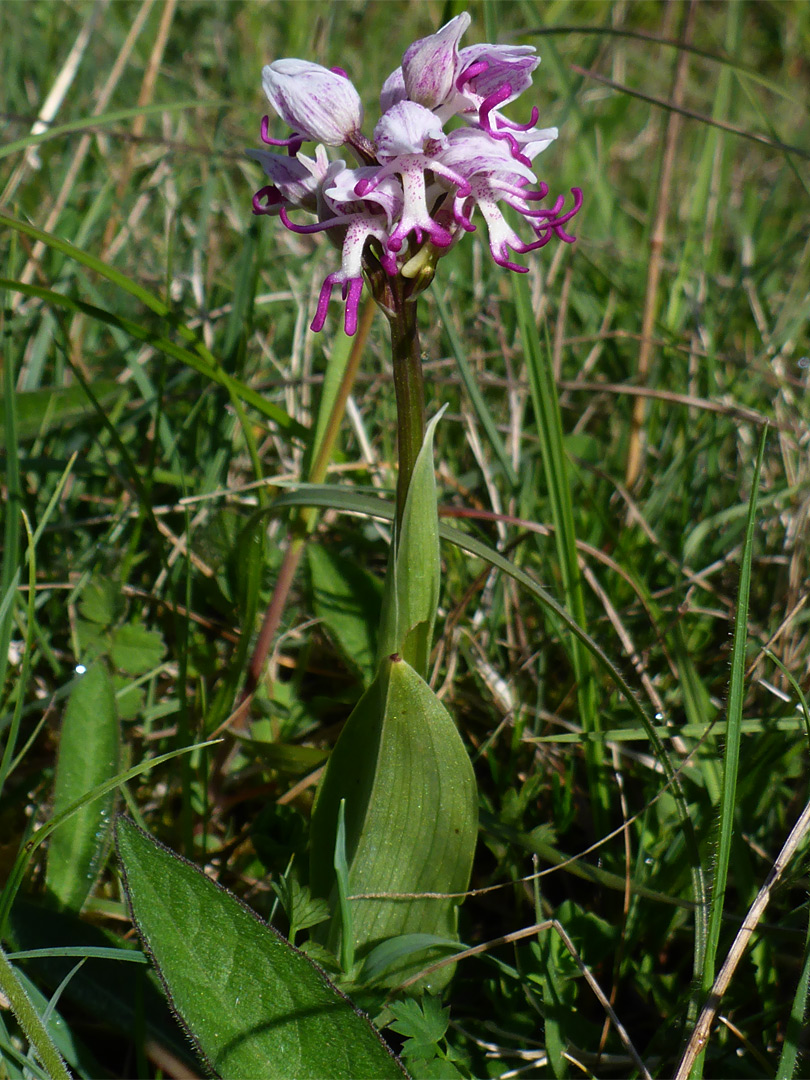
[115, 817, 407, 1079]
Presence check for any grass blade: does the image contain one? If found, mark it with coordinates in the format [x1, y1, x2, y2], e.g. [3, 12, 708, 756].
[0, 284, 21, 708]
[0, 99, 231, 162]
[693, 426, 768, 1078]
[777, 913, 810, 1080]
[513, 274, 606, 829]
[0, 276, 305, 437]
[0, 739, 221, 939]
[0, 946, 71, 1080]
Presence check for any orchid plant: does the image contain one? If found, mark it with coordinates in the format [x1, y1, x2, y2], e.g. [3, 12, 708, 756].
[251, 0, 581, 1004]
[113, 14, 581, 1077]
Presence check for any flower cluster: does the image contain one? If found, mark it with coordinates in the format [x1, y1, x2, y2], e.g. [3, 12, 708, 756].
[249, 13, 581, 335]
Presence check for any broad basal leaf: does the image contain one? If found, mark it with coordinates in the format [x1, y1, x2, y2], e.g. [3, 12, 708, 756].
[115, 817, 407, 1080]
[310, 656, 477, 990]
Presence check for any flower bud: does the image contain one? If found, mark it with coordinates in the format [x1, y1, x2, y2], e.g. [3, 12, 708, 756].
[261, 59, 363, 146]
[401, 12, 471, 109]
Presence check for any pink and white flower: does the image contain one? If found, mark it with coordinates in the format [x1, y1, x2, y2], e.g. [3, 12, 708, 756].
[249, 12, 581, 333]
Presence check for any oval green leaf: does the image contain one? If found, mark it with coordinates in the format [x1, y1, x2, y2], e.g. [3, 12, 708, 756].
[46, 662, 120, 913]
[115, 817, 407, 1080]
[310, 656, 477, 990]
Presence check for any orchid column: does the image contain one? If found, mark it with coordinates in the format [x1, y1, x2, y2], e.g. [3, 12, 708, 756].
[249, 12, 581, 988]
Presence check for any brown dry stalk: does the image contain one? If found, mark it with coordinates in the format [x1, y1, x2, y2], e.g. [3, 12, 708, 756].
[625, 0, 697, 488]
[102, 0, 179, 253]
[12, 0, 157, 310]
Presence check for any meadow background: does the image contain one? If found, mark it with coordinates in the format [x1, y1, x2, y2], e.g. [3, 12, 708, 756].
[1, 1, 809, 1077]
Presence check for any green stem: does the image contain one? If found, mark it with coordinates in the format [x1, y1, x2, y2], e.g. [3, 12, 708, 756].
[0, 944, 72, 1080]
[387, 296, 425, 532]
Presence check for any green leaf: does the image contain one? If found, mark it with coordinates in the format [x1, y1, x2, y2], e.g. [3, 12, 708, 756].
[46, 663, 120, 913]
[233, 729, 328, 774]
[269, 483, 706, 932]
[271, 877, 330, 944]
[406, 1059, 465, 1080]
[112, 675, 145, 722]
[389, 995, 450, 1045]
[308, 543, 381, 685]
[109, 623, 166, 676]
[377, 407, 445, 679]
[1, 739, 217, 938]
[78, 578, 123, 628]
[310, 656, 477, 990]
[115, 817, 408, 1080]
[360, 935, 461, 986]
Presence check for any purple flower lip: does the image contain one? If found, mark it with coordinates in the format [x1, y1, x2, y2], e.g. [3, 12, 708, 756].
[249, 12, 582, 334]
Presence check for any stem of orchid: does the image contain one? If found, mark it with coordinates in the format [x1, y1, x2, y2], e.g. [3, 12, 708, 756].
[388, 296, 425, 534]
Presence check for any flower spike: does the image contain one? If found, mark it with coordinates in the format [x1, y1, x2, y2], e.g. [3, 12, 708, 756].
[249, 12, 581, 333]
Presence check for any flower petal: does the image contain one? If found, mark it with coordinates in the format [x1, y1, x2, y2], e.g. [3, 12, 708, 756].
[374, 101, 446, 160]
[401, 12, 470, 109]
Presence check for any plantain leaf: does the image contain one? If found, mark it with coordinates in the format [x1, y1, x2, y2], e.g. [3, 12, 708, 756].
[46, 662, 120, 913]
[310, 655, 477, 990]
[377, 407, 445, 679]
[115, 817, 408, 1080]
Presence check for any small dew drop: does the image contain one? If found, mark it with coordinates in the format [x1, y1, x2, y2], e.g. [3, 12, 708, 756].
[75, 664, 87, 675]
[654, 712, 664, 721]
[798, 356, 809, 370]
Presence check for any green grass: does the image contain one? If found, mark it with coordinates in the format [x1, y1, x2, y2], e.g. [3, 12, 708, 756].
[1, 1, 809, 1076]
